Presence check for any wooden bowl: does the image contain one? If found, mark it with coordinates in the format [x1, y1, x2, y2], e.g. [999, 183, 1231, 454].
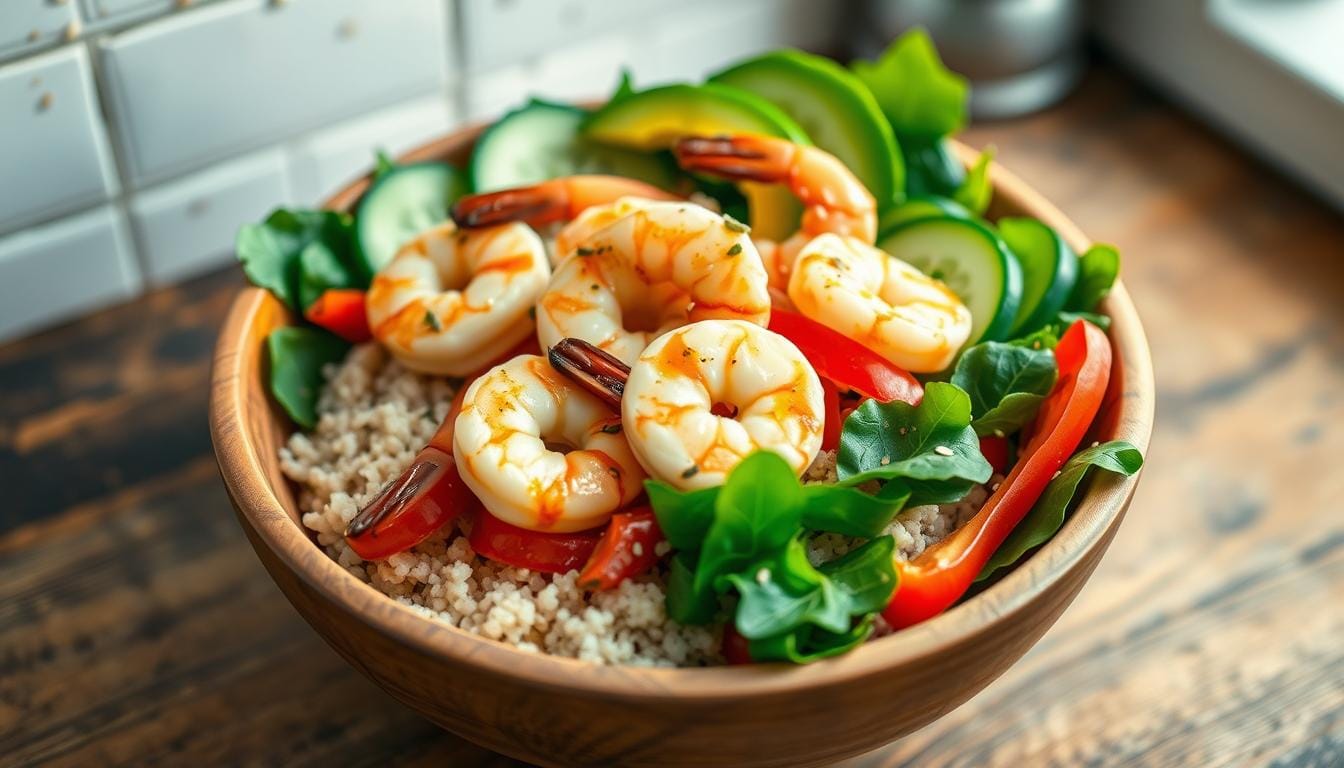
[210, 126, 1154, 767]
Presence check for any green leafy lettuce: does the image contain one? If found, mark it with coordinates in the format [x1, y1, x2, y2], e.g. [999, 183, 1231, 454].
[236, 208, 364, 313]
[648, 452, 902, 663]
[836, 381, 993, 504]
[1066, 244, 1120, 312]
[265, 326, 350, 429]
[952, 147, 995, 216]
[850, 28, 969, 139]
[979, 441, 1144, 580]
[951, 342, 1057, 437]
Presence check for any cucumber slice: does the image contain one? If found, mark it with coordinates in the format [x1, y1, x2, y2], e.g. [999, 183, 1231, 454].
[878, 216, 1022, 344]
[355, 162, 466, 272]
[878, 195, 972, 234]
[710, 49, 903, 209]
[581, 82, 810, 241]
[997, 217, 1079, 335]
[469, 99, 679, 193]
[900, 135, 965, 198]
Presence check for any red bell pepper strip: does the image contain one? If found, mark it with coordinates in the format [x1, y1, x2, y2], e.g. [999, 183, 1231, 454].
[883, 320, 1112, 629]
[821, 378, 842, 452]
[577, 507, 664, 590]
[344, 335, 541, 559]
[768, 309, 923, 405]
[468, 509, 603, 574]
[305, 289, 372, 343]
[721, 624, 753, 665]
[978, 435, 1012, 475]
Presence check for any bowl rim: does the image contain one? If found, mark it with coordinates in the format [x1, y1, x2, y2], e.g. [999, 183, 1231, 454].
[210, 134, 1154, 701]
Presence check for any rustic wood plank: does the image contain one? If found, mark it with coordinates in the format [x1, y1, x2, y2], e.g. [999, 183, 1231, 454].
[2, 64, 1342, 766]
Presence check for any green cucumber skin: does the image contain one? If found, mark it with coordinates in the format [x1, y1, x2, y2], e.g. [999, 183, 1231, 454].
[999, 217, 1080, 335]
[355, 162, 465, 272]
[581, 82, 812, 147]
[900, 135, 966, 198]
[709, 50, 903, 209]
[878, 195, 972, 235]
[469, 99, 677, 193]
[878, 216, 1023, 344]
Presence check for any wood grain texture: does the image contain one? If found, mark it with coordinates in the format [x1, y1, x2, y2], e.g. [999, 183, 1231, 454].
[2, 65, 1341, 766]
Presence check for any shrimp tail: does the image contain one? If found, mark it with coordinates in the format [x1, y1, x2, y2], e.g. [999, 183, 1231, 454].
[452, 185, 571, 229]
[548, 338, 629, 411]
[672, 135, 795, 184]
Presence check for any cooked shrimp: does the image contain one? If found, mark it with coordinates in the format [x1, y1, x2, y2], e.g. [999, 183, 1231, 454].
[787, 233, 973, 372]
[453, 355, 646, 532]
[536, 201, 771, 366]
[366, 221, 549, 376]
[673, 135, 878, 294]
[451, 175, 680, 266]
[621, 319, 825, 490]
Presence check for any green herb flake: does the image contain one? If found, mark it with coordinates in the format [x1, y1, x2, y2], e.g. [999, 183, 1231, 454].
[600, 423, 622, 435]
[423, 311, 441, 331]
[726, 243, 743, 256]
[723, 214, 750, 234]
[576, 246, 595, 257]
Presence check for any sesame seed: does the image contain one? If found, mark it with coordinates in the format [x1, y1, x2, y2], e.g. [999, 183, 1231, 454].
[755, 567, 770, 585]
[991, 482, 1002, 491]
[632, 542, 644, 557]
[880, 456, 891, 465]
[1052, 470, 1062, 479]
[934, 445, 954, 456]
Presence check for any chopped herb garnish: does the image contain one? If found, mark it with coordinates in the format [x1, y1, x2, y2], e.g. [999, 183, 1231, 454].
[600, 423, 623, 434]
[723, 215, 750, 234]
[727, 243, 743, 256]
[576, 246, 595, 256]
[423, 311, 441, 331]
[682, 465, 701, 479]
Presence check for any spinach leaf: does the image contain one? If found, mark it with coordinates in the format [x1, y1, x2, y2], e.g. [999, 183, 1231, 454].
[373, 150, 397, 181]
[666, 552, 719, 625]
[748, 617, 875, 663]
[818, 534, 899, 614]
[266, 327, 349, 429]
[1008, 311, 1111, 352]
[694, 452, 803, 594]
[237, 208, 361, 312]
[801, 481, 910, 538]
[836, 382, 993, 498]
[978, 441, 1144, 581]
[1066, 244, 1120, 312]
[952, 147, 994, 216]
[646, 480, 719, 552]
[850, 28, 969, 139]
[951, 342, 1057, 437]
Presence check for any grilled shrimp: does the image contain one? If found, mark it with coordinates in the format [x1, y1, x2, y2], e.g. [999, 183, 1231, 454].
[622, 319, 824, 490]
[536, 201, 771, 366]
[674, 135, 877, 294]
[366, 221, 550, 376]
[450, 175, 680, 266]
[788, 233, 973, 372]
[453, 354, 646, 532]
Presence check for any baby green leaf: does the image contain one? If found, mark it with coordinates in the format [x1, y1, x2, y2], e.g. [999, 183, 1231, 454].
[748, 616, 875, 663]
[978, 441, 1144, 581]
[850, 28, 969, 139]
[952, 147, 995, 215]
[693, 452, 803, 594]
[665, 552, 719, 625]
[237, 208, 361, 312]
[727, 537, 844, 638]
[266, 327, 349, 429]
[1066, 244, 1120, 312]
[646, 480, 720, 552]
[818, 534, 898, 615]
[836, 382, 993, 494]
[800, 481, 911, 538]
[951, 342, 1057, 437]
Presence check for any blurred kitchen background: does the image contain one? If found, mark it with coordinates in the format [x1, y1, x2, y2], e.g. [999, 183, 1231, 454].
[2, 0, 1342, 342]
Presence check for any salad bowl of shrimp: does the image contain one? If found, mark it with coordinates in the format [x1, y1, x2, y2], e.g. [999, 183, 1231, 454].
[211, 34, 1153, 767]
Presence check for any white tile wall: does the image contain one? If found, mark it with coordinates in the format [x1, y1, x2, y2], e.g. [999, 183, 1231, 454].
[0, 46, 118, 233]
[0, 207, 140, 340]
[0, 0, 837, 343]
[130, 149, 292, 285]
[0, 0, 81, 62]
[99, 0, 451, 184]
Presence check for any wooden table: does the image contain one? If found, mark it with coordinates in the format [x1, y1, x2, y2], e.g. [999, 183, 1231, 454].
[3, 66, 1341, 766]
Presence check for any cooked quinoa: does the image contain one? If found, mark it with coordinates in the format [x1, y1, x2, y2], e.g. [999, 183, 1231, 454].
[281, 344, 990, 666]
